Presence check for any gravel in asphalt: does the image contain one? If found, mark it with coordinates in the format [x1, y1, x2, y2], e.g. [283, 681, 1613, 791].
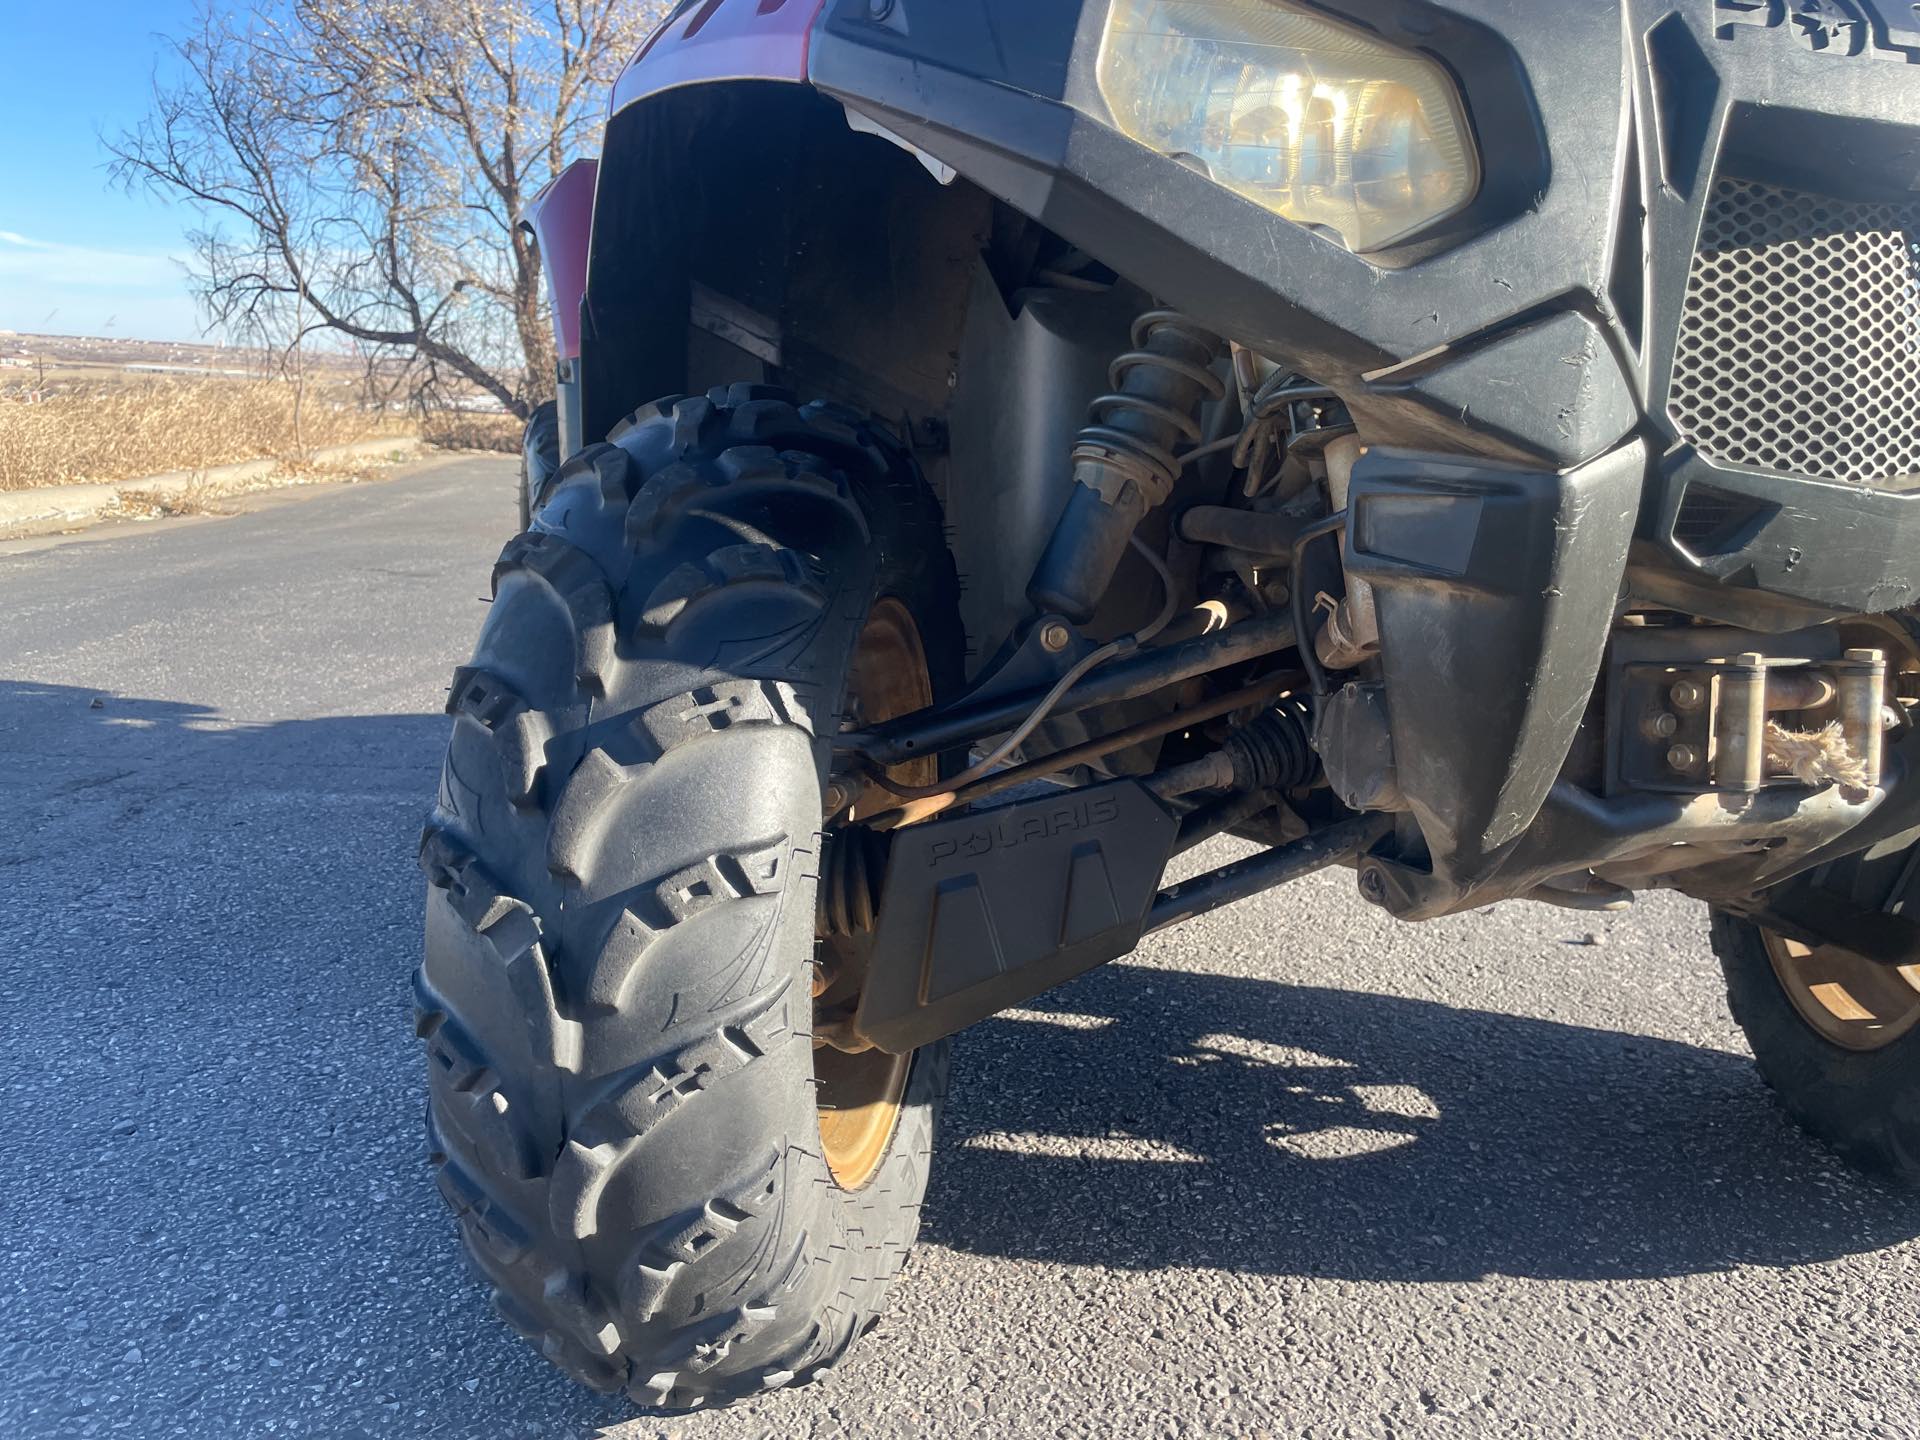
[2, 459, 1917, 1440]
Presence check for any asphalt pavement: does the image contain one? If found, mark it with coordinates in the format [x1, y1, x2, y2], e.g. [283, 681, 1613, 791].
[3, 458, 1917, 1440]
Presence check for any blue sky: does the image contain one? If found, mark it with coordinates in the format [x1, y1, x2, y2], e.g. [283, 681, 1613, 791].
[0, 1, 208, 342]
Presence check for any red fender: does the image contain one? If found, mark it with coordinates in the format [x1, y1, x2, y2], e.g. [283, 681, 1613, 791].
[519, 159, 598, 363]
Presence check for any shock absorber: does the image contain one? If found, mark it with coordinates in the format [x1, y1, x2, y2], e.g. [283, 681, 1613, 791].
[1028, 310, 1226, 623]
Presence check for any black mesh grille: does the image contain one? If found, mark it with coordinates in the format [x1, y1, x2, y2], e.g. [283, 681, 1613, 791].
[1672, 482, 1773, 555]
[1669, 178, 1920, 490]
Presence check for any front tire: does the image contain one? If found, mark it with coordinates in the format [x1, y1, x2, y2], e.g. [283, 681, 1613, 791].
[1713, 910, 1920, 1183]
[418, 386, 960, 1407]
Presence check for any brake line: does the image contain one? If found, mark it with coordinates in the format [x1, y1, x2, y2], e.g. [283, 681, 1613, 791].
[862, 536, 1179, 802]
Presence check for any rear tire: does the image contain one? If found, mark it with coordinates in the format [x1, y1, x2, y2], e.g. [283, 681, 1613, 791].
[419, 385, 960, 1407]
[1712, 910, 1920, 1183]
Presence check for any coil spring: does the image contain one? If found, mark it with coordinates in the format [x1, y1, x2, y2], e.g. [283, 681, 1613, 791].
[1223, 697, 1318, 792]
[817, 825, 889, 940]
[1073, 310, 1228, 506]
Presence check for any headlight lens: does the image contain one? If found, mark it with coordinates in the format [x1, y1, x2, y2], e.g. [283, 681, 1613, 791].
[1096, 0, 1479, 253]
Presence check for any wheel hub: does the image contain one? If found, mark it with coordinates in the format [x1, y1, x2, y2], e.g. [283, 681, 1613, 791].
[1764, 928, 1920, 1052]
[814, 598, 933, 1188]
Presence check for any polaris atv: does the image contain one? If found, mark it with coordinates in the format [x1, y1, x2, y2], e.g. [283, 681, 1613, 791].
[417, 0, 1920, 1409]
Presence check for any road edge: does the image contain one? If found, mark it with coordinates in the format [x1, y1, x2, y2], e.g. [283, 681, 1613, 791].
[0, 438, 430, 540]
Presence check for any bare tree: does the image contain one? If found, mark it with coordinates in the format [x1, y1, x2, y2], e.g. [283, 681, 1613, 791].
[110, 0, 668, 418]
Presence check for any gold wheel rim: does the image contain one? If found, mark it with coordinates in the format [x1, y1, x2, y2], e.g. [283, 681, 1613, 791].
[815, 598, 934, 1189]
[1763, 927, 1920, 1052]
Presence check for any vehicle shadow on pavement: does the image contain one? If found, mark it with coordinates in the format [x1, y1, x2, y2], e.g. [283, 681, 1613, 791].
[0, 681, 638, 1440]
[924, 965, 1920, 1281]
[6, 677, 1918, 1439]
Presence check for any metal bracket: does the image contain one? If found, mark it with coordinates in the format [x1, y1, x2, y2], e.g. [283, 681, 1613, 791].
[1603, 626, 1884, 798]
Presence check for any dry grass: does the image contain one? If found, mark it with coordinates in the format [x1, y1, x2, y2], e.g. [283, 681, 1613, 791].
[106, 480, 238, 521]
[420, 409, 522, 454]
[0, 378, 412, 491]
[102, 454, 403, 523]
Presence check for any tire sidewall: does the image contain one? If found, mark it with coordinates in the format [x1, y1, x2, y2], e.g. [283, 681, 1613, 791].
[1714, 910, 1920, 1178]
[424, 389, 963, 1405]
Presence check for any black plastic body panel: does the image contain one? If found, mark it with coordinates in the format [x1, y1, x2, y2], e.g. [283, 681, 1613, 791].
[807, 0, 1920, 616]
[1344, 443, 1645, 915]
[1652, 452, 1920, 614]
[812, 0, 1564, 464]
[855, 780, 1178, 1053]
[947, 274, 1143, 674]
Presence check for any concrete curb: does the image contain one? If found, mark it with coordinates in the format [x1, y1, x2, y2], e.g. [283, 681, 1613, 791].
[0, 437, 424, 540]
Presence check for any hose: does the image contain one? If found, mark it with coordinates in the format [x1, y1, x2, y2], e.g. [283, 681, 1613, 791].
[864, 536, 1178, 801]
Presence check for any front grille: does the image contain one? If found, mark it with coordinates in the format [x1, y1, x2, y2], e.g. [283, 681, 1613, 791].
[1669, 177, 1920, 490]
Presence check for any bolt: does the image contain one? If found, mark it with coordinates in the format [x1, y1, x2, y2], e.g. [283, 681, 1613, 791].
[1667, 743, 1701, 772]
[1670, 679, 1707, 711]
[1040, 620, 1073, 654]
[1358, 865, 1387, 905]
[824, 781, 852, 816]
[1844, 647, 1885, 665]
[867, 0, 895, 17]
[1644, 711, 1679, 739]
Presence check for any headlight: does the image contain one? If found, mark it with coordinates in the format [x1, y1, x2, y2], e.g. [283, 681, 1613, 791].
[1096, 0, 1479, 253]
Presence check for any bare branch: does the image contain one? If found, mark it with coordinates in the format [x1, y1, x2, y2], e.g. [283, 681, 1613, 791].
[111, 0, 673, 418]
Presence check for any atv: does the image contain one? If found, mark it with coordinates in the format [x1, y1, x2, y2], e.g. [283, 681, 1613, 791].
[417, 0, 1920, 1409]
